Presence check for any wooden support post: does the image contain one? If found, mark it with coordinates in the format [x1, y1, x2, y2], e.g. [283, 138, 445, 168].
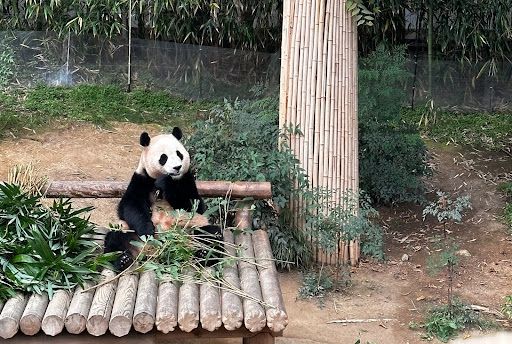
[243, 332, 275, 344]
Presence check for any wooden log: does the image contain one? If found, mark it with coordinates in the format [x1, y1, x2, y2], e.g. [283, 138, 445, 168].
[199, 267, 221, 331]
[155, 276, 179, 334]
[87, 269, 118, 336]
[133, 270, 157, 334]
[0, 293, 27, 339]
[177, 271, 200, 332]
[20, 292, 49, 335]
[234, 208, 266, 333]
[252, 230, 288, 332]
[65, 282, 95, 334]
[46, 181, 272, 199]
[221, 229, 243, 330]
[109, 273, 138, 337]
[42, 289, 71, 336]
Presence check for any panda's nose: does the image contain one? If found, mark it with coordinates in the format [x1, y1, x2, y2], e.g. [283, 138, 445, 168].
[173, 165, 182, 172]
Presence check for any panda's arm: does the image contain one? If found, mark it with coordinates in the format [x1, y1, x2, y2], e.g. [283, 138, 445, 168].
[117, 172, 156, 236]
[158, 172, 206, 214]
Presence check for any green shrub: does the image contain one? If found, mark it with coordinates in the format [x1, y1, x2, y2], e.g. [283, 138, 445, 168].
[187, 98, 312, 269]
[187, 98, 385, 268]
[0, 182, 112, 300]
[0, 41, 14, 88]
[358, 45, 429, 204]
[359, 122, 428, 204]
[499, 182, 512, 232]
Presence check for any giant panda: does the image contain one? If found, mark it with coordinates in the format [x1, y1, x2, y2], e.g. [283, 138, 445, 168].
[104, 127, 222, 271]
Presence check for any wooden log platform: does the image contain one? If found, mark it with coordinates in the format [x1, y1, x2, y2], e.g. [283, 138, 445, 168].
[1, 180, 287, 343]
[0, 230, 288, 342]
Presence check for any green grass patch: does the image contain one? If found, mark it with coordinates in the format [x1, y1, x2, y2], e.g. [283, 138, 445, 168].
[1, 84, 217, 137]
[499, 182, 512, 232]
[420, 301, 495, 342]
[401, 107, 512, 150]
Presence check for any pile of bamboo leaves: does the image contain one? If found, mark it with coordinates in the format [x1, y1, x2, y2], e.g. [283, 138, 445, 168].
[0, 182, 112, 301]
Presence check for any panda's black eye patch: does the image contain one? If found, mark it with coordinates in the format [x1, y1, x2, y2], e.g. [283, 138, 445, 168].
[159, 154, 168, 166]
[176, 151, 183, 160]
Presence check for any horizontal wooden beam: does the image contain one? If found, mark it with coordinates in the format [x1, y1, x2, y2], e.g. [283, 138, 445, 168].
[44, 181, 272, 199]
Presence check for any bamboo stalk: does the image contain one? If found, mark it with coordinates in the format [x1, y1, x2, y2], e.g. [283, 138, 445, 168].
[279, 0, 293, 130]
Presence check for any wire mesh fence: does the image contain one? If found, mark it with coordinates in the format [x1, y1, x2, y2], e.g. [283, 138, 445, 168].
[1, 31, 511, 111]
[0, 31, 281, 100]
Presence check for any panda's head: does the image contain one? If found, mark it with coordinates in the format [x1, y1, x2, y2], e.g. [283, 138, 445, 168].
[136, 127, 190, 180]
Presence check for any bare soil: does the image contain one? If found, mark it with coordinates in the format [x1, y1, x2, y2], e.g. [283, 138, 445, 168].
[1, 123, 511, 344]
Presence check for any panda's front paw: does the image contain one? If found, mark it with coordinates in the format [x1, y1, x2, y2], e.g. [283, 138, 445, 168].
[114, 250, 134, 271]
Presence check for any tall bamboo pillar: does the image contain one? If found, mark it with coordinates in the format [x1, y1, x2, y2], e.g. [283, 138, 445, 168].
[279, 0, 359, 264]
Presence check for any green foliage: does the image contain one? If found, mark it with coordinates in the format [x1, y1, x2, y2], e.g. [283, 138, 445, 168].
[0, 0, 282, 51]
[187, 98, 313, 269]
[0, 182, 112, 300]
[298, 271, 334, 300]
[359, 45, 409, 123]
[1, 85, 215, 137]
[423, 192, 472, 224]
[402, 108, 512, 151]
[0, 40, 14, 88]
[499, 182, 512, 232]
[359, 45, 429, 204]
[502, 295, 512, 320]
[423, 301, 490, 342]
[312, 191, 384, 260]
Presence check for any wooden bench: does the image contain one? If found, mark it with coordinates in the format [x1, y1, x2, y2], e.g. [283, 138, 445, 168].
[0, 181, 288, 343]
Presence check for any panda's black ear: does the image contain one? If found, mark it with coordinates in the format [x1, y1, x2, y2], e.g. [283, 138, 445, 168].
[172, 127, 183, 140]
[140, 132, 151, 147]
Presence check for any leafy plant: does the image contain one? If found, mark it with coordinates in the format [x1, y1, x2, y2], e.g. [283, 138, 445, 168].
[0, 40, 14, 88]
[423, 191, 472, 237]
[423, 301, 491, 342]
[359, 45, 429, 204]
[298, 269, 334, 300]
[498, 182, 512, 232]
[427, 241, 459, 312]
[502, 295, 512, 320]
[0, 182, 112, 300]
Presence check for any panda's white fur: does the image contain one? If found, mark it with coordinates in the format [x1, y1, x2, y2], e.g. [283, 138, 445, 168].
[104, 128, 221, 271]
[136, 130, 191, 180]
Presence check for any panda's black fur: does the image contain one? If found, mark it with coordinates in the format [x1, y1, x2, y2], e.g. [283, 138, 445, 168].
[104, 128, 222, 271]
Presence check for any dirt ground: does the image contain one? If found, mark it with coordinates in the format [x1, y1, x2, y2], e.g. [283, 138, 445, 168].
[1, 122, 511, 344]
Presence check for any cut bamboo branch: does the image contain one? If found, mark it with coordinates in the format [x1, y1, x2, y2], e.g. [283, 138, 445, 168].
[42, 289, 71, 336]
[252, 230, 288, 332]
[133, 270, 157, 334]
[20, 293, 49, 336]
[45, 181, 272, 199]
[87, 269, 118, 336]
[0, 294, 27, 339]
[156, 276, 179, 334]
[177, 270, 200, 332]
[221, 229, 244, 331]
[109, 273, 138, 337]
[234, 208, 266, 333]
[65, 282, 95, 334]
[327, 318, 397, 324]
[199, 267, 222, 331]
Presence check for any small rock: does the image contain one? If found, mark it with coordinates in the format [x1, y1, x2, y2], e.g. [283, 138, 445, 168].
[456, 249, 471, 257]
[401, 254, 409, 262]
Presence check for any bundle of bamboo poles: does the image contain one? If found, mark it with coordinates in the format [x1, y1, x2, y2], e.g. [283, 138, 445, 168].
[279, 0, 359, 265]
